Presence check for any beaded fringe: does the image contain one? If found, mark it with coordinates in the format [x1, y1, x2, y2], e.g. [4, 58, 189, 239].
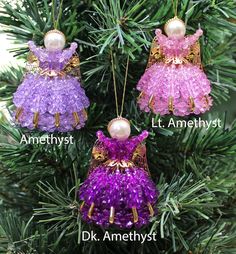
[15, 108, 87, 129]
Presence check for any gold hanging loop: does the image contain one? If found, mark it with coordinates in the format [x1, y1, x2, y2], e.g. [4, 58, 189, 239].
[52, 0, 64, 29]
[171, 0, 179, 17]
[110, 50, 130, 117]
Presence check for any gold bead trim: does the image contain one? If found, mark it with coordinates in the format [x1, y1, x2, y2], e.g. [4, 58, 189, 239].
[109, 206, 115, 224]
[72, 112, 80, 128]
[81, 201, 155, 224]
[168, 96, 174, 112]
[55, 112, 60, 128]
[80, 201, 85, 211]
[15, 107, 23, 122]
[87, 202, 95, 219]
[189, 96, 195, 112]
[132, 207, 139, 223]
[33, 112, 39, 128]
[147, 202, 155, 217]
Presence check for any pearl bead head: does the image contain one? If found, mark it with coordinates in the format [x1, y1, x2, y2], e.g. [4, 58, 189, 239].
[108, 117, 131, 141]
[44, 29, 66, 52]
[164, 17, 186, 39]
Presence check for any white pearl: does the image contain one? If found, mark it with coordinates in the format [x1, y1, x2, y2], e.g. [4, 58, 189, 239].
[44, 30, 66, 51]
[165, 18, 186, 39]
[108, 118, 131, 141]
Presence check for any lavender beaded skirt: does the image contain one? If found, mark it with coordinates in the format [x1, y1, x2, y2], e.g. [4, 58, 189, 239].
[13, 74, 89, 132]
[137, 63, 212, 116]
[79, 166, 158, 229]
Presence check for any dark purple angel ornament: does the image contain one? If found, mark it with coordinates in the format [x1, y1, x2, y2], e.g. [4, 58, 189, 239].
[13, 29, 89, 132]
[79, 117, 158, 229]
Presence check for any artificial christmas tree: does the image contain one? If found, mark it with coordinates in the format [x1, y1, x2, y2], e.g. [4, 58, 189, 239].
[0, 0, 236, 253]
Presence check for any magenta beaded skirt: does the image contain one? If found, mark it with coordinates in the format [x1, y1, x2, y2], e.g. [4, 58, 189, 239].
[79, 166, 158, 229]
[137, 63, 212, 116]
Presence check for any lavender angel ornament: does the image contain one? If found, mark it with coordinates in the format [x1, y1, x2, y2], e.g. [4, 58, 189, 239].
[13, 29, 89, 132]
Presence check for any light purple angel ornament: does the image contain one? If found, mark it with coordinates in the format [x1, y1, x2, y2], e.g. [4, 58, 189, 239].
[79, 117, 158, 229]
[137, 17, 212, 116]
[13, 29, 89, 132]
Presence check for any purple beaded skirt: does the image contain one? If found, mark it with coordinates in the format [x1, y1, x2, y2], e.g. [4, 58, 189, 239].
[137, 63, 212, 116]
[79, 166, 158, 229]
[13, 73, 89, 132]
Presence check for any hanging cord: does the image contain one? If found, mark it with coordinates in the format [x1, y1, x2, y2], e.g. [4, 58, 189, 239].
[120, 54, 129, 116]
[110, 50, 130, 117]
[110, 51, 119, 117]
[171, 0, 179, 16]
[52, 0, 64, 29]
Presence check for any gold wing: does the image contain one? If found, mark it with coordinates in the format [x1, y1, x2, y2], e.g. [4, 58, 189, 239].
[132, 143, 150, 174]
[25, 52, 40, 73]
[88, 139, 108, 175]
[64, 53, 81, 81]
[146, 37, 164, 69]
[185, 41, 202, 69]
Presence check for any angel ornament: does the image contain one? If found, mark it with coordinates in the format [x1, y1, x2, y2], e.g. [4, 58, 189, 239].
[13, 29, 89, 132]
[137, 17, 212, 116]
[79, 117, 158, 229]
